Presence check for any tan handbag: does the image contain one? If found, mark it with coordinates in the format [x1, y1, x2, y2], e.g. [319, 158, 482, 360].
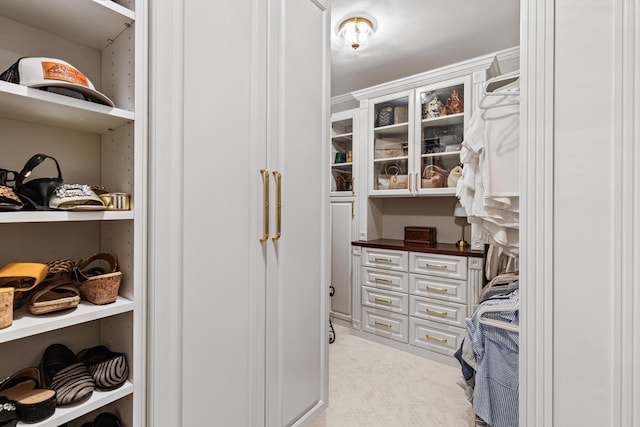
[378, 164, 408, 190]
[447, 165, 463, 188]
[421, 165, 448, 188]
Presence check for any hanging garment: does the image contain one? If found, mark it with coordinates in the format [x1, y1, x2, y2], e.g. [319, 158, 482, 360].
[466, 290, 519, 427]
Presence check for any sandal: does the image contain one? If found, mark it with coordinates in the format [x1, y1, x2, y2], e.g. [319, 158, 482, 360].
[28, 278, 80, 315]
[77, 346, 128, 391]
[0, 288, 13, 330]
[0, 263, 48, 309]
[0, 367, 56, 423]
[48, 184, 105, 210]
[40, 344, 95, 406]
[76, 253, 122, 305]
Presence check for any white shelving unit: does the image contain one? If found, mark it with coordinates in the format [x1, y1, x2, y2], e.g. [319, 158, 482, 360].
[0, 0, 146, 425]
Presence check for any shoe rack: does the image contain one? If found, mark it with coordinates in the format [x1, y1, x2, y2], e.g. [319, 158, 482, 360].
[0, 0, 146, 426]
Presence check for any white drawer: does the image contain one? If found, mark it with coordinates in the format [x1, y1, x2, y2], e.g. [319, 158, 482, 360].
[410, 296, 466, 328]
[362, 267, 409, 293]
[362, 286, 408, 314]
[362, 248, 408, 271]
[410, 252, 467, 280]
[409, 273, 467, 304]
[362, 306, 408, 343]
[409, 317, 465, 357]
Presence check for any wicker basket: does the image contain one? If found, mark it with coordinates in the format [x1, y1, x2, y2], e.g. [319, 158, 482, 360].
[79, 271, 122, 305]
[0, 287, 14, 329]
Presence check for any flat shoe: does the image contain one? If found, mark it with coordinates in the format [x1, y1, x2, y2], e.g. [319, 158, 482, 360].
[77, 346, 128, 391]
[40, 344, 95, 406]
[93, 412, 122, 427]
[0, 370, 55, 423]
[0, 396, 17, 427]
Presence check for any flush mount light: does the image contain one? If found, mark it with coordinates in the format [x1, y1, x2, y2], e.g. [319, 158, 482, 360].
[338, 17, 375, 51]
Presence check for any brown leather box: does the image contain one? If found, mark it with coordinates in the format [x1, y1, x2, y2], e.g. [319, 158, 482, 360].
[404, 226, 437, 244]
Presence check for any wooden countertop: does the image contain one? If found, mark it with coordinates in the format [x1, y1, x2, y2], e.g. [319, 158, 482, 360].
[352, 239, 484, 258]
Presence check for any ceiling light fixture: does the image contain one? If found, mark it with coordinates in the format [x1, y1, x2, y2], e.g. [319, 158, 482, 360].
[338, 17, 375, 51]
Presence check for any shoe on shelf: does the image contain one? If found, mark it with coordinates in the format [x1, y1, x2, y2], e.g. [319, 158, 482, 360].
[40, 344, 95, 406]
[0, 367, 55, 423]
[77, 345, 129, 391]
[0, 396, 18, 427]
[79, 411, 122, 427]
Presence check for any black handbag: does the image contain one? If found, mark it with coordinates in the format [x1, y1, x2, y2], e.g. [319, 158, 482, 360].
[15, 154, 63, 210]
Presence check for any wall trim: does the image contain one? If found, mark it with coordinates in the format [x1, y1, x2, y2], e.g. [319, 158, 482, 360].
[349, 46, 520, 101]
[614, 1, 639, 425]
[520, 0, 554, 425]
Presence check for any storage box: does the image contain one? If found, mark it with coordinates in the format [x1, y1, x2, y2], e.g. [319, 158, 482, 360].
[404, 226, 437, 244]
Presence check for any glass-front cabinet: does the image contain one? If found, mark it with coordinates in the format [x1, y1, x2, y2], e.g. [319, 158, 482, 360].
[330, 110, 356, 196]
[368, 77, 470, 196]
[369, 91, 414, 195]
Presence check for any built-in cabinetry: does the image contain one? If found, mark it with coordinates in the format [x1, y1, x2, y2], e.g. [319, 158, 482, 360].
[352, 240, 483, 366]
[148, 0, 330, 425]
[329, 110, 359, 324]
[0, 1, 145, 425]
[368, 77, 470, 197]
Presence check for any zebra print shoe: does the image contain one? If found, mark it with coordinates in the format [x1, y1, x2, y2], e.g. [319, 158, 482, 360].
[40, 344, 95, 406]
[77, 346, 128, 391]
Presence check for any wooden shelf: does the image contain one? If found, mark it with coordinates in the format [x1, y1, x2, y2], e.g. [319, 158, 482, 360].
[19, 381, 133, 427]
[0, 81, 134, 133]
[0, 0, 134, 51]
[0, 297, 134, 344]
[0, 210, 134, 224]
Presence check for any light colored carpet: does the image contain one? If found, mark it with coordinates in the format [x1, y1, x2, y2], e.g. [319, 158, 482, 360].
[309, 324, 476, 427]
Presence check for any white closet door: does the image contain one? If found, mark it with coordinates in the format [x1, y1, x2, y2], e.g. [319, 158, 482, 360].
[330, 200, 355, 320]
[266, 0, 329, 425]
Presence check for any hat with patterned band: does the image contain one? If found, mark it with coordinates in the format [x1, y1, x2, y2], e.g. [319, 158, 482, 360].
[0, 57, 115, 107]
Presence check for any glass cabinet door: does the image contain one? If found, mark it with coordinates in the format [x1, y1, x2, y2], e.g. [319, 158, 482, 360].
[370, 93, 413, 194]
[331, 114, 354, 195]
[415, 79, 468, 195]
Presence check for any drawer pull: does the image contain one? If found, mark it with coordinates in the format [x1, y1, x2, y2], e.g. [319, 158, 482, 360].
[426, 286, 448, 293]
[374, 321, 393, 329]
[374, 298, 392, 305]
[426, 308, 448, 317]
[426, 334, 448, 343]
[374, 277, 393, 284]
[426, 263, 448, 270]
[374, 257, 392, 264]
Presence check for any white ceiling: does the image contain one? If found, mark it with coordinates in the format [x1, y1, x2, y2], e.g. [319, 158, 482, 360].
[327, 0, 520, 97]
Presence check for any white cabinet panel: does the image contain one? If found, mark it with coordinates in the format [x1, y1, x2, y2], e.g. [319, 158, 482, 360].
[330, 201, 355, 320]
[362, 247, 408, 271]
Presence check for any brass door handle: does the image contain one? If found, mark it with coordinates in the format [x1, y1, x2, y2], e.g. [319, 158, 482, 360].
[426, 286, 448, 293]
[415, 172, 419, 191]
[374, 321, 392, 329]
[260, 168, 269, 242]
[272, 170, 282, 240]
[374, 277, 393, 284]
[374, 298, 392, 305]
[426, 263, 448, 270]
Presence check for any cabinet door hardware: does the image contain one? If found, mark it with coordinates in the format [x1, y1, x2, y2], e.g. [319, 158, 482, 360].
[426, 308, 448, 317]
[415, 172, 419, 191]
[426, 334, 447, 343]
[374, 257, 392, 264]
[426, 286, 448, 293]
[272, 170, 282, 240]
[260, 168, 270, 242]
[351, 176, 355, 195]
[374, 298, 392, 305]
[409, 172, 412, 192]
[425, 263, 448, 270]
[374, 277, 393, 284]
[351, 201, 355, 218]
[374, 321, 392, 329]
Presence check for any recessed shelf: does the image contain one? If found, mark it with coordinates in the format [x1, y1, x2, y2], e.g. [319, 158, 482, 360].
[0, 297, 134, 344]
[0, 0, 135, 51]
[20, 381, 134, 427]
[0, 210, 134, 224]
[0, 81, 134, 133]
[374, 122, 409, 135]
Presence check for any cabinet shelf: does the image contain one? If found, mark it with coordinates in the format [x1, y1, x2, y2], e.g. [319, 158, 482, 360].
[421, 112, 464, 127]
[0, 0, 135, 51]
[421, 151, 461, 159]
[20, 381, 133, 427]
[374, 122, 409, 135]
[331, 162, 353, 169]
[0, 81, 134, 133]
[331, 133, 353, 143]
[0, 210, 134, 224]
[373, 155, 409, 164]
[0, 297, 134, 344]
